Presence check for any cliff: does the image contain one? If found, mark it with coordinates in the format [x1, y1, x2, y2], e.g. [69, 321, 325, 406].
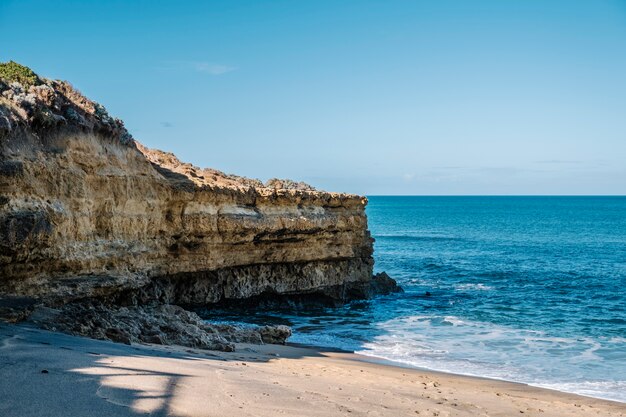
[0, 62, 383, 321]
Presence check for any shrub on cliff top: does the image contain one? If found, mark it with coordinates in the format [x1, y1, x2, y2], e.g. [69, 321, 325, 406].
[0, 61, 40, 87]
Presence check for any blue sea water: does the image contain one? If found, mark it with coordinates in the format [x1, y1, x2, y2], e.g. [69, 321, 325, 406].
[208, 196, 626, 402]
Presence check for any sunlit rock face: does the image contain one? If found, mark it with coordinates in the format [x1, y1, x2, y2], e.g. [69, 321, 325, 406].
[0, 74, 374, 308]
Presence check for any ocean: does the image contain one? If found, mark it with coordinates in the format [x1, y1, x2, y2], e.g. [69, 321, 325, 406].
[205, 196, 626, 403]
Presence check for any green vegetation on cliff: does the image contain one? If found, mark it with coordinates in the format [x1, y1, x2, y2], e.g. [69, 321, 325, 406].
[0, 61, 40, 87]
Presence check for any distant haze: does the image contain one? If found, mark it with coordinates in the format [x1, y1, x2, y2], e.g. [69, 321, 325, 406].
[2, 0, 625, 195]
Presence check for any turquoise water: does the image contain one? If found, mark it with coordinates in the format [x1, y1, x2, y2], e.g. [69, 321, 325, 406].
[208, 196, 626, 402]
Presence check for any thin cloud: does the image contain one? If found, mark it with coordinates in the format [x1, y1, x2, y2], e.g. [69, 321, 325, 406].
[193, 62, 237, 75]
[432, 166, 465, 170]
[157, 61, 237, 76]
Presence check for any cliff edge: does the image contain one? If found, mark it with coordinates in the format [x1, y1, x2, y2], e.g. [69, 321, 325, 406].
[0, 62, 389, 333]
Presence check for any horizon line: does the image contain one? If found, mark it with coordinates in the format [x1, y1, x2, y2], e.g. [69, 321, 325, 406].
[364, 194, 626, 197]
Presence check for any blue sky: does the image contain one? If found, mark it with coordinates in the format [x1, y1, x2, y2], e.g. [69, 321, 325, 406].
[2, 0, 625, 195]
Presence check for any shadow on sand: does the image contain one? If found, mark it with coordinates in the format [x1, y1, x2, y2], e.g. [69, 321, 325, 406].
[0, 323, 323, 417]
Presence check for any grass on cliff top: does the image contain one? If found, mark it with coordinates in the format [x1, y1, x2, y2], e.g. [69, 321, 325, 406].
[0, 61, 40, 87]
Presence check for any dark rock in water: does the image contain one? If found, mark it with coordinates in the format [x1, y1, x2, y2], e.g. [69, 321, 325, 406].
[259, 325, 292, 345]
[212, 324, 265, 344]
[211, 323, 292, 345]
[370, 272, 403, 296]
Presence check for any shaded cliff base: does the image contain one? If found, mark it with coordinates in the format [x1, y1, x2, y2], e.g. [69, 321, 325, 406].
[1, 324, 623, 417]
[0, 298, 292, 351]
[0, 272, 401, 352]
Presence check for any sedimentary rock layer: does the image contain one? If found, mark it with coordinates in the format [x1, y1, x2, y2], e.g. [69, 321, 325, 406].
[0, 70, 374, 308]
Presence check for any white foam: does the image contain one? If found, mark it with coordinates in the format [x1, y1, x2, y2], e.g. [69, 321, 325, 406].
[454, 283, 493, 291]
[352, 314, 626, 403]
[531, 380, 626, 403]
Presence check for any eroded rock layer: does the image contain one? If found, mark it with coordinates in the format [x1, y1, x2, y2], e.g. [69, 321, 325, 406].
[0, 67, 375, 310]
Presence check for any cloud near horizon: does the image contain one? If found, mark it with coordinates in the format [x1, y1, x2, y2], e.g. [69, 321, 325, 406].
[533, 160, 583, 165]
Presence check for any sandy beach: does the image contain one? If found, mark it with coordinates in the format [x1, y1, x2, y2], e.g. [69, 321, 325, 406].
[1, 324, 623, 417]
[3, 1, 626, 415]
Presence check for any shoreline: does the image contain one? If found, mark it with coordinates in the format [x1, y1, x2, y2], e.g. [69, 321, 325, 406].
[352, 351, 626, 406]
[2, 324, 624, 417]
[290, 341, 626, 406]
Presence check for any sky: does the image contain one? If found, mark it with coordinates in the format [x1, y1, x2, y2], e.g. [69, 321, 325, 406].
[1, 0, 626, 195]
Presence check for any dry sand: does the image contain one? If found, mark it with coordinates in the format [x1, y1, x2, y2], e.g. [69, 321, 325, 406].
[1, 324, 624, 417]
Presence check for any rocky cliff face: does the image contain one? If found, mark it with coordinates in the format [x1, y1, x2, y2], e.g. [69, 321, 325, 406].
[0, 64, 376, 312]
